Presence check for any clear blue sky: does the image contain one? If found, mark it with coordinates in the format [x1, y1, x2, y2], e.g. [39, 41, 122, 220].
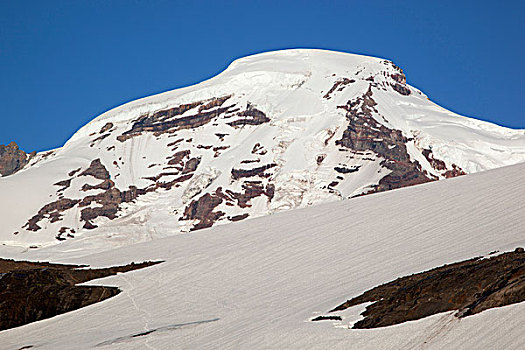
[1, 0, 524, 152]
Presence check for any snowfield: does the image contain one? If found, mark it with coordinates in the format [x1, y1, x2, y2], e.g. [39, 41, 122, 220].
[1, 160, 523, 349]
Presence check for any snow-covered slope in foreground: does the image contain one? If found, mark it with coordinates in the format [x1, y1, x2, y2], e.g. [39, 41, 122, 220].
[1, 161, 524, 349]
[1, 49, 524, 247]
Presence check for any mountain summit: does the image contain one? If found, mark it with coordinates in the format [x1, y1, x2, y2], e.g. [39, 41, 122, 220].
[1, 49, 524, 246]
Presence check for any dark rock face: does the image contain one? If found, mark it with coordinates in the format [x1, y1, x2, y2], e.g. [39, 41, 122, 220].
[79, 159, 111, 180]
[116, 96, 271, 143]
[0, 142, 34, 177]
[78, 188, 125, 228]
[167, 150, 191, 166]
[81, 179, 115, 192]
[181, 157, 201, 174]
[443, 164, 466, 178]
[181, 180, 274, 230]
[323, 78, 355, 99]
[336, 87, 432, 194]
[391, 83, 411, 96]
[330, 249, 525, 329]
[0, 258, 161, 331]
[311, 315, 342, 322]
[117, 96, 233, 142]
[334, 166, 360, 174]
[422, 148, 466, 179]
[216, 181, 275, 208]
[24, 198, 80, 231]
[182, 193, 225, 231]
[422, 149, 447, 171]
[99, 122, 114, 134]
[228, 213, 249, 222]
[227, 104, 270, 127]
[231, 163, 277, 180]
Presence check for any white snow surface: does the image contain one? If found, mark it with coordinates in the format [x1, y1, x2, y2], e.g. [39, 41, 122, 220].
[0, 161, 524, 349]
[1, 48, 524, 247]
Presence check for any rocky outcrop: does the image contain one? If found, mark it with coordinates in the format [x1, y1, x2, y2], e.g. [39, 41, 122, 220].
[443, 164, 466, 178]
[24, 198, 80, 231]
[22, 158, 196, 233]
[231, 163, 277, 180]
[387, 63, 411, 95]
[22, 146, 209, 233]
[117, 96, 233, 142]
[323, 78, 355, 99]
[422, 148, 466, 178]
[0, 142, 34, 177]
[167, 150, 191, 166]
[227, 104, 270, 127]
[334, 165, 360, 174]
[330, 248, 525, 328]
[180, 177, 275, 230]
[81, 179, 114, 192]
[0, 258, 161, 331]
[336, 87, 432, 194]
[182, 193, 225, 231]
[228, 213, 249, 222]
[99, 122, 114, 134]
[391, 83, 411, 96]
[79, 159, 110, 180]
[216, 181, 275, 208]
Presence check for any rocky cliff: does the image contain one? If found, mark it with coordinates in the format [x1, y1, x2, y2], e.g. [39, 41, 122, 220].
[0, 142, 33, 177]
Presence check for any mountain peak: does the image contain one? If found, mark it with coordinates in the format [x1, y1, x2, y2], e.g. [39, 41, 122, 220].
[1, 49, 524, 246]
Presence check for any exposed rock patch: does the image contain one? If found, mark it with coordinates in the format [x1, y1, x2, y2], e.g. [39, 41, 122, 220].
[117, 96, 233, 142]
[422, 148, 466, 178]
[0, 258, 161, 331]
[181, 157, 201, 174]
[334, 165, 360, 174]
[54, 179, 72, 191]
[443, 164, 466, 178]
[251, 143, 267, 155]
[330, 249, 525, 329]
[311, 315, 342, 322]
[182, 193, 225, 231]
[167, 150, 191, 166]
[0, 142, 34, 177]
[228, 213, 249, 222]
[23, 157, 196, 234]
[81, 179, 115, 192]
[391, 83, 411, 96]
[68, 168, 81, 177]
[182, 179, 274, 230]
[217, 182, 274, 208]
[323, 78, 355, 99]
[231, 163, 277, 180]
[227, 104, 270, 127]
[79, 159, 111, 180]
[336, 87, 432, 194]
[99, 122, 114, 134]
[24, 198, 80, 231]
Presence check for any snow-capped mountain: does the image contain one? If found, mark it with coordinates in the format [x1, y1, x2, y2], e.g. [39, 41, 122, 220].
[1, 49, 524, 246]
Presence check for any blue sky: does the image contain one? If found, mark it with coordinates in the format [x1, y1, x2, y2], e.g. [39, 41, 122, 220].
[1, 0, 524, 152]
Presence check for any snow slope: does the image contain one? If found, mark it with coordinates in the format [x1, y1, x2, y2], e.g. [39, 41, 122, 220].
[1, 161, 524, 349]
[1, 49, 524, 247]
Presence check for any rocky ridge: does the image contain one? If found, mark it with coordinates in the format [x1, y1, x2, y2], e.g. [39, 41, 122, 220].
[326, 248, 525, 328]
[0, 258, 161, 331]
